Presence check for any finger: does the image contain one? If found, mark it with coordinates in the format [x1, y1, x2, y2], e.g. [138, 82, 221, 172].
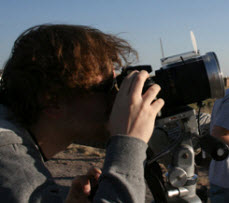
[87, 167, 102, 180]
[129, 70, 149, 98]
[71, 175, 91, 196]
[142, 84, 161, 105]
[150, 98, 165, 115]
[118, 70, 139, 96]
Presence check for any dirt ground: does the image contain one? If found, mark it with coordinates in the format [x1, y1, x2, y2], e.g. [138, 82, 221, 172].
[45, 144, 211, 203]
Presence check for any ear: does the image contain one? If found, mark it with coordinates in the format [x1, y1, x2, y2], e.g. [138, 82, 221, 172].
[43, 106, 63, 119]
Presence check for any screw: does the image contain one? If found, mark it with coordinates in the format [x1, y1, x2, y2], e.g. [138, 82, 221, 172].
[182, 152, 189, 159]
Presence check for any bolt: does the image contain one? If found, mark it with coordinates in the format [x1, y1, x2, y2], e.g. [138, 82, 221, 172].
[182, 152, 189, 159]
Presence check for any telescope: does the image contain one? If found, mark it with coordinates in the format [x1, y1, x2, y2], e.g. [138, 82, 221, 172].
[116, 51, 225, 117]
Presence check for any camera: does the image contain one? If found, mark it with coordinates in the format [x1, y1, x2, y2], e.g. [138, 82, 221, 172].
[116, 51, 225, 117]
[116, 44, 227, 202]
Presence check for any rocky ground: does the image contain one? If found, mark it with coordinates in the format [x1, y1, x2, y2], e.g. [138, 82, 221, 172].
[45, 144, 211, 203]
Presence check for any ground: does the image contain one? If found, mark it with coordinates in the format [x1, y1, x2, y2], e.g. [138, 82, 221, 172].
[45, 144, 210, 203]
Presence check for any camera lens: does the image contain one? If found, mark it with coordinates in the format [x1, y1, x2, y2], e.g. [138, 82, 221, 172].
[151, 52, 225, 116]
[116, 52, 225, 117]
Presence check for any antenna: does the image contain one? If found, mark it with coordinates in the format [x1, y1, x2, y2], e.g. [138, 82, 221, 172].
[160, 38, 165, 58]
[190, 31, 198, 54]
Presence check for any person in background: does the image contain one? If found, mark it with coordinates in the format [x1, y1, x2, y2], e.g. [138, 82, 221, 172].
[209, 88, 229, 202]
[0, 24, 164, 202]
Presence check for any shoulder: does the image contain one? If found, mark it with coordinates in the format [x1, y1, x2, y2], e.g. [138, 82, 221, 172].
[0, 106, 64, 202]
[0, 138, 63, 202]
[0, 129, 23, 147]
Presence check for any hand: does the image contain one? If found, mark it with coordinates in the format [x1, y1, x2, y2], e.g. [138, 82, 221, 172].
[65, 167, 101, 203]
[109, 70, 164, 143]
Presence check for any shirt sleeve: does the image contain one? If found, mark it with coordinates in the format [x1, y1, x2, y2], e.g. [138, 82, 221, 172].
[93, 135, 148, 203]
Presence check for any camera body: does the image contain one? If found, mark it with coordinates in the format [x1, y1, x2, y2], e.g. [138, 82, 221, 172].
[116, 51, 225, 117]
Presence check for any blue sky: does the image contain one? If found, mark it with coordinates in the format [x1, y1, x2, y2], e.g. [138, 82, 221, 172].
[1, 0, 229, 75]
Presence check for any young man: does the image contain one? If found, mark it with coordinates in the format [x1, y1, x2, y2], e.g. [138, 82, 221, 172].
[0, 24, 164, 202]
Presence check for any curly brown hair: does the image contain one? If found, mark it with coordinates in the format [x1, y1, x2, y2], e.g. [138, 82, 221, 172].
[0, 24, 138, 127]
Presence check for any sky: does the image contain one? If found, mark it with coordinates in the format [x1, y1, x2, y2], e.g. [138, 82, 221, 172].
[1, 0, 229, 76]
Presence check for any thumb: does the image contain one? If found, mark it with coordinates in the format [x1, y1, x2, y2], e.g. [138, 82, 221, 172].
[71, 175, 91, 195]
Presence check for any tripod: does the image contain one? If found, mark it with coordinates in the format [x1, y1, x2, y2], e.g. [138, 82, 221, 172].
[145, 106, 228, 203]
